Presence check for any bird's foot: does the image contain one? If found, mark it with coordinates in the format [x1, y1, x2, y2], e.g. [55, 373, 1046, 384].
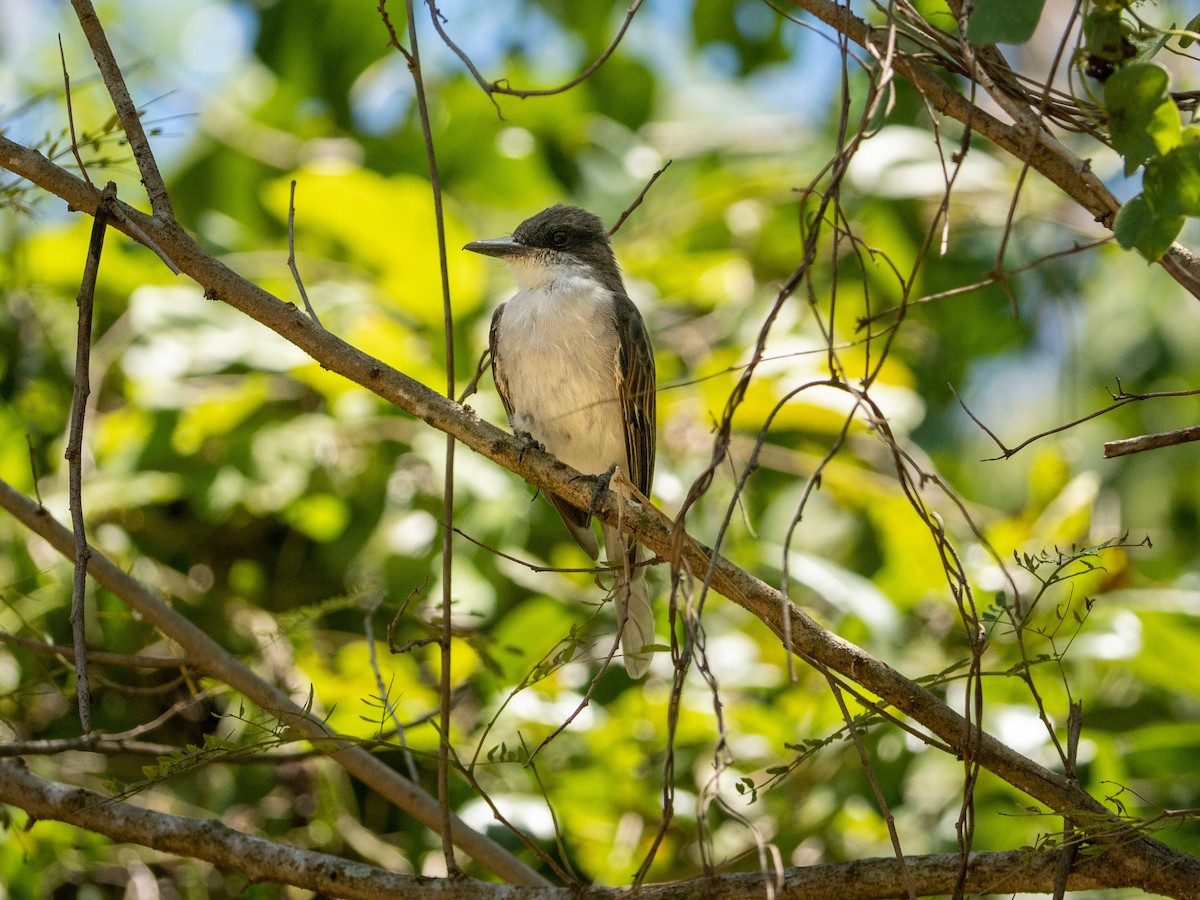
[514, 429, 545, 464]
[586, 464, 619, 520]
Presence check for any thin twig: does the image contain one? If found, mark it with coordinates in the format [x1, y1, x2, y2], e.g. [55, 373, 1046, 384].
[0, 631, 195, 669]
[516, 733, 581, 882]
[609, 159, 672, 236]
[64, 180, 114, 733]
[58, 34, 92, 187]
[835, 675, 915, 895]
[987, 0, 1086, 296]
[857, 237, 1111, 328]
[25, 435, 42, 506]
[1053, 701, 1084, 899]
[364, 599, 420, 783]
[954, 378, 1200, 460]
[948, 383, 1012, 456]
[382, 0, 461, 876]
[422, 0, 502, 117]
[287, 180, 323, 327]
[429, 0, 645, 100]
[385, 580, 427, 652]
[457, 347, 491, 403]
[100, 193, 181, 273]
[449, 523, 644, 575]
[443, 735, 578, 884]
[526, 630, 621, 763]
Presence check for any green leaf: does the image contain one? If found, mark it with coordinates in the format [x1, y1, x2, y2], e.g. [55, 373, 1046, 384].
[1180, 14, 1200, 49]
[1112, 193, 1183, 261]
[1104, 63, 1181, 173]
[283, 492, 350, 542]
[967, 0, 1046, 45]
[1143, 141, 1200, 217]
[1132, 29, 1172, 66]
[1083, 9, 1134, 69]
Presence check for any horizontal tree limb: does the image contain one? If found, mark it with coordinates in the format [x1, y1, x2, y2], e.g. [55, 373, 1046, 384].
[1104, 425, 1200, 458]
[0, 757, 1141, 899]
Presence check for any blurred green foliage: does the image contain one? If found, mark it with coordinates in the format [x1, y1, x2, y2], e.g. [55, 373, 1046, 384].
[2, 0, 1200, 896]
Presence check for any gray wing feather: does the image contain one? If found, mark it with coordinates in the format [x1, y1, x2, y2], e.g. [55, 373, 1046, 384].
[614, 294, 656, 497]
[489, 303, 514, 419]
[612, 293, 656, 677]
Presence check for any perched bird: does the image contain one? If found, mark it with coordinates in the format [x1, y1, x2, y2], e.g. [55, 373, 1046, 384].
[464, 205, 657, 677]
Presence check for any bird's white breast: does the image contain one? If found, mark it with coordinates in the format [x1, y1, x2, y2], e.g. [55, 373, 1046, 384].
[496, 274, 627, 477]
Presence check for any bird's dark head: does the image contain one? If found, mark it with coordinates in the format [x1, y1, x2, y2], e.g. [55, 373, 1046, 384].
[464, 205, 624, 295]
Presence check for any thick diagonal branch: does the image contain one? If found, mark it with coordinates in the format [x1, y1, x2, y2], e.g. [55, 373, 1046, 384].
[0, 756, 1164, 898]
[2, 140, 1199, 898]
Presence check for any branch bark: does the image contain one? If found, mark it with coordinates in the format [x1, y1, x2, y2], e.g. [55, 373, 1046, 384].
[1104, 425, 1200, 457]
[69, 0, 174, 218]
[0, 758, 1150, 899]
[64, 181, 112, 733]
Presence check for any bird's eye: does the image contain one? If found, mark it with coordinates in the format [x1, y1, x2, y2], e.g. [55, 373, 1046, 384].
[551, 230, 568, 247]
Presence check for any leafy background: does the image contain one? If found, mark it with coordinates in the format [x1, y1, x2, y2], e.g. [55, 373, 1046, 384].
[1, 0, 1200, 896]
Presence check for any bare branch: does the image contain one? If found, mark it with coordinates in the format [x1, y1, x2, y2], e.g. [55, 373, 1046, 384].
[0, 631, 196, 670]
[0, 758, 1159, 900]
[69, 0, 174, 218]
[64, 180, 113, 733]
[0, 690, 218, 759]
[430, 0, 645, 100]
[58, 35, 92, 188]
[287, 180, 323, 327]
[1104, 426, 1200, 458]
[609, 159, 672, 236]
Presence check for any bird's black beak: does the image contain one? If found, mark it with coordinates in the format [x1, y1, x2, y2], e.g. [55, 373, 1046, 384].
[463, 237, 534, 259]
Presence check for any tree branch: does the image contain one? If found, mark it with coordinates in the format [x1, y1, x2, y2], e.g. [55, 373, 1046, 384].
[0, 757, 1153, 899]
[0, 477, 547, 888]
[2, 136, 1199, 895]
[395, 0, 461, 874]
[64, 180, 113, 733]
[69, 0, 174, 218]
[1104, 425, 1200, 458]
[0, 758, 449, 900]
[428, 0, 645, 100]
